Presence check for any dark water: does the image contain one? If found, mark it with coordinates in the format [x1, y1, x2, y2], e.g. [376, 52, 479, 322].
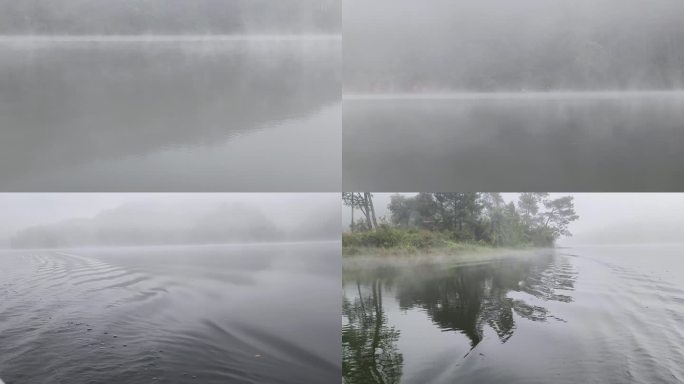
[343, 93, 684, 191]
[342, 245, 684, 384]
[0, 242, 341, 383]
[0, 37, 341, 191]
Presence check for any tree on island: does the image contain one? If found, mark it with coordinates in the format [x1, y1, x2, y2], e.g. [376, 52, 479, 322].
[379, 193, 578, 247]
[517, 193, 579, 246]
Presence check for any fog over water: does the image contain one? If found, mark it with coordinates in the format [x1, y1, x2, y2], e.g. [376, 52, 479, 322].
[0, 194, 341, 383]
[0, 37, 341, 191]
[0, 0, 341, 191]
[342, 0, 684, 191]
[0, 194, 339, 248]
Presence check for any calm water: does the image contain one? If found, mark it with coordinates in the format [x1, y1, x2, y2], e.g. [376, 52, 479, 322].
[342, 245, 684, 384]
[343, 93, 684, 191]
[0, 242, 341, 383]
[0, 37, 341, 191]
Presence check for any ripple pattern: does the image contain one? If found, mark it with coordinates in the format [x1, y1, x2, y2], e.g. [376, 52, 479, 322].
[0, 243, 340, 383]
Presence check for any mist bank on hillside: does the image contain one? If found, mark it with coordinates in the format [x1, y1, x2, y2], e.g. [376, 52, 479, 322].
[9, 202, 339, 249]
[344, 0, 684, 92]
[0, 0, 339, 35]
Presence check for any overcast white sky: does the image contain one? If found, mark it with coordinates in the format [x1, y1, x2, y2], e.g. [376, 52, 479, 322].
[342, 193, 684, 246]
[0, 193, 336, 248]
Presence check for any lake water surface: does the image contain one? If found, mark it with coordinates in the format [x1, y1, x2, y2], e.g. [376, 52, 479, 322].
[0, 242, 341, 383]
[343, 93, 684, 191]
[342, 244, 684, 383]
[0, 37, 341, 191]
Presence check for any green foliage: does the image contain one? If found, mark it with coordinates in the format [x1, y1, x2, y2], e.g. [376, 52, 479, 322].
[343, 226, 447, 250]
[379, 193, 579, 250]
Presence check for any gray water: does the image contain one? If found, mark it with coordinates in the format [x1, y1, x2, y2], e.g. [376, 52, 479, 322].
[342, 244, 684, 384]
[0, 242, 341, 383]
[0, 37, 341, 191]
[343, 93, 684, 191]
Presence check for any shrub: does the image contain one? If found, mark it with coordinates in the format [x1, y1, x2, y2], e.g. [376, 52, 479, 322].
[343, 228, 452, 250]
[343, 226, 405, 248]
[405, 230, 445, 249]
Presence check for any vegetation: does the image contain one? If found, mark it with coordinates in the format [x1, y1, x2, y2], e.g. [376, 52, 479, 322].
[343, 193, 578, 255]
[342, 193, 378, 231]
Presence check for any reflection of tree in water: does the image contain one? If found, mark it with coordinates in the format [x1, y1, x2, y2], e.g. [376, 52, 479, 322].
[343, 280, 403, 384]
[395, 254, 577, 348]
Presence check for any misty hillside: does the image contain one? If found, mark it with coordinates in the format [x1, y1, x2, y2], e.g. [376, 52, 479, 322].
[0, 0, 340, 35]
[344, 0, 684, 92]
[9, 201, 339, 249]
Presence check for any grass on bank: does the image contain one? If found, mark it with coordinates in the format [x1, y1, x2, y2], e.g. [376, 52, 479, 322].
[342, 226, 534, 257]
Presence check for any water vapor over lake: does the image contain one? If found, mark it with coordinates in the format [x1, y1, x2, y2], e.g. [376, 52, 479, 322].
[342, 0, 684, 191]
[0, 193, 341, 383]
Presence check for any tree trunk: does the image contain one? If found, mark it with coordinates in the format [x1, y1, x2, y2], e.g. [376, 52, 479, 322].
[363, 193, 373, 230]
[350, 204, 354, 232]
[366, 193, 378, 229]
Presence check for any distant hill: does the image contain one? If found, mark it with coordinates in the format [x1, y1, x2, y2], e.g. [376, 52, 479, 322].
[10, 200, 339, 249]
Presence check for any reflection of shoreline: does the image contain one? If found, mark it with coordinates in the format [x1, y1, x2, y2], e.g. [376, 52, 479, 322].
[342, 252, 578, 375]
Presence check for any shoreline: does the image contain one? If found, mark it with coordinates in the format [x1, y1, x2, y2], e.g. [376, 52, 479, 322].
[343, 245, 555, 270]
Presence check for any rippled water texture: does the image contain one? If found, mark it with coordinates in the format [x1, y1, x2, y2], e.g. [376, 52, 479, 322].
[0, 37, 341, 191]
[342, 245, 684, 384]
[343, 93, 684, 191]
[0, 242, 341, 383]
